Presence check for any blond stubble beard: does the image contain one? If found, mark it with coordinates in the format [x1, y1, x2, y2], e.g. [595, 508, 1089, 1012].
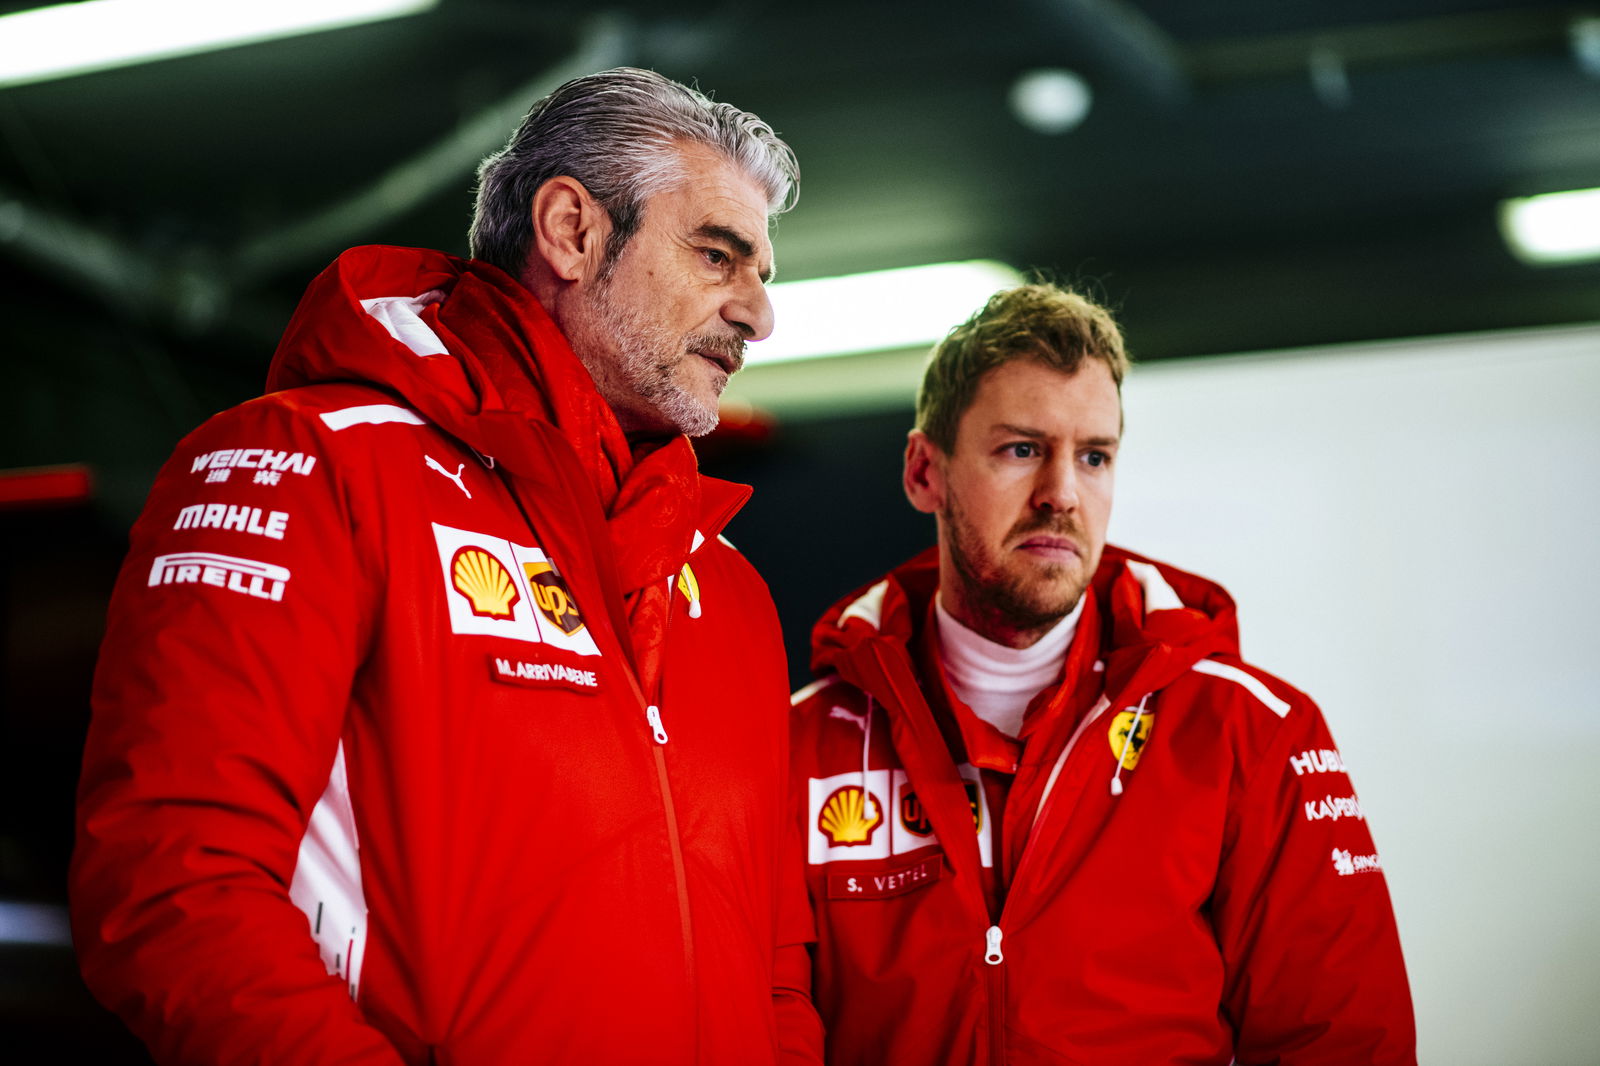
[941, 489, 1092, 644]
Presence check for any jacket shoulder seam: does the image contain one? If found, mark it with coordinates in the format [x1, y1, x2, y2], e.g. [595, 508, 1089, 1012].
[1189, 658, 1293, 718]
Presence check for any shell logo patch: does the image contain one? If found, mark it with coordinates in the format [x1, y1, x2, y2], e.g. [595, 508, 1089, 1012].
[431, 523, 599, 656]
[808, 768, 994, 868]
[818, 785, 883, 846]
[451, 547, 520, 619]
[523, 560, 583, 635]
[1108, 710, 1155, 770]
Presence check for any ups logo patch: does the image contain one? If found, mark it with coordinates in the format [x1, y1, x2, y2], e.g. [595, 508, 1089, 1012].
[523, 560, 583, 635]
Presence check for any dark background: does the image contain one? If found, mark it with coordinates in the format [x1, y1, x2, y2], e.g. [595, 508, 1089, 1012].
[3, 0, 1599, 1056]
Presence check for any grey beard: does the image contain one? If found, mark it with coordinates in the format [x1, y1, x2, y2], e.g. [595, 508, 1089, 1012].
[591, 281, 743, 438]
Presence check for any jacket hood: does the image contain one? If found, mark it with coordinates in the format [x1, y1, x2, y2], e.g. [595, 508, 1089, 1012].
[811, 544, 1240, 708]
[266, 245, 628, 486]
[262, 246, 750, 685]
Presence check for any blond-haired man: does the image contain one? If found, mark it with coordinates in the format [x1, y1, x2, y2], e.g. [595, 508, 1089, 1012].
[787, 283, 1414, 1064]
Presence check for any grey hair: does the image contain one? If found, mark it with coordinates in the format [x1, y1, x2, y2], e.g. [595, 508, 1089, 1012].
[469, 67, 799, 279]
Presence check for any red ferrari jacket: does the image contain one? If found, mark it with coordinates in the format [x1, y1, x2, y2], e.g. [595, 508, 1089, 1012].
[789, 547, 1414, 1065]
[72, 246, 822, 1065]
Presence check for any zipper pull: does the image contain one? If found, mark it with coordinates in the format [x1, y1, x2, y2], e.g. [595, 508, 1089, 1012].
[645, 704, 669, 745]
[984, 925, 1004, 965]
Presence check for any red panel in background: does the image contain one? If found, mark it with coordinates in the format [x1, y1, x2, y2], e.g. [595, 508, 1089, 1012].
[0, 464, 94, 510]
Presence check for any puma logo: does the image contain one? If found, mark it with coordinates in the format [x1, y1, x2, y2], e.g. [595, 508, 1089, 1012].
[425, 455, 471, 499]
[828, 705, 868, 733]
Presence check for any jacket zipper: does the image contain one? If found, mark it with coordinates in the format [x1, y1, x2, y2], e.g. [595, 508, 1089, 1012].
[649, 730, 694, 979]
[984, 925, 1005, 1062]
[620, 616, 694, 989]
[980, 691, 1115, 1063]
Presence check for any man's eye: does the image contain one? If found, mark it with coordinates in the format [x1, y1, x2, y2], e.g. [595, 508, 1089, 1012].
[1084, 450, 1109, 468]
[1005, 442, 1039, 459]
[702, 248, 729, 266]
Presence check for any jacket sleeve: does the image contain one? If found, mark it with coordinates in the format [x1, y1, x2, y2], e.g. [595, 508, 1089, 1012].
[1211, 674, 1417, 1065]
[773, 810, 824, 1065]
[771, 683, 825, 1065]
[70, 398, 405, 1065]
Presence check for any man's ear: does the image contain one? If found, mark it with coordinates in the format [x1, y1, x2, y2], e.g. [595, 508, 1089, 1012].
[904, 430, 947, 515]
[530, 176, 611, 283]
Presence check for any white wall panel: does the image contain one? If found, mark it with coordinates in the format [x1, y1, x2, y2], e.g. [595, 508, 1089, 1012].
[1111, 323, 1600, 1066]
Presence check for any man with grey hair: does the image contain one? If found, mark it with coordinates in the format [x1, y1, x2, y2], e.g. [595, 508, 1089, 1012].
[73, 67, 823, 1064]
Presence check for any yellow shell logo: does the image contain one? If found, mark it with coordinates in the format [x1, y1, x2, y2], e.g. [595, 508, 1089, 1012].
[1107, 710, 1155, 770]
[451, 547, 520, 620]
[818, 785, 883, 847]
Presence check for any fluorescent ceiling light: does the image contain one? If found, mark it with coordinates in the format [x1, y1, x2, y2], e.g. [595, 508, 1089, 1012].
[0, 0, 438, 89]
[1499, 187, 1600, 265]
[1010, 69, 1093, 135]
[0, 900, 71, 947]
[755, 260, 1024, 366]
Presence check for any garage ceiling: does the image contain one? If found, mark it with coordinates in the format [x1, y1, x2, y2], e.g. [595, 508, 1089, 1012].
[3, 0, 1599, 514]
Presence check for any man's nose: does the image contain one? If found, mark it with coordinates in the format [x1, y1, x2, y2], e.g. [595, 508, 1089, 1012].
[1031, 458, 1080, 513]
[724, 276, 775, 342]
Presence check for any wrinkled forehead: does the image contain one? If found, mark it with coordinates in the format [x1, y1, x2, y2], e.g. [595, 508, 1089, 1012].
[653, 144, 776, 259]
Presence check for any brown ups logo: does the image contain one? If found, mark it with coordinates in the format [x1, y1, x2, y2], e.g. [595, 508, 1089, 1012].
[522, 560, 583, 635]
[898, 783, 984, 837]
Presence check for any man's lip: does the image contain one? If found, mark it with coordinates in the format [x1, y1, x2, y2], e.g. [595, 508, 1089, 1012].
[1016, 535, 1081, 555]
[695, 350, 735, 374]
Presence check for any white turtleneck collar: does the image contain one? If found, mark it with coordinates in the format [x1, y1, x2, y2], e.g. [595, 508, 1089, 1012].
[934, 593, 1083, 739]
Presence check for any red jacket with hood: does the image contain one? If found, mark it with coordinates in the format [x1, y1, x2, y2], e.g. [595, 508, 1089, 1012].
[788, 547, 1414, 1065]
[72, 246, 823, 1065]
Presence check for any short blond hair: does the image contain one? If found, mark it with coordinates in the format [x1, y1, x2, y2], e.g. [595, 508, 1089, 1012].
[914, 283, 1130, 453]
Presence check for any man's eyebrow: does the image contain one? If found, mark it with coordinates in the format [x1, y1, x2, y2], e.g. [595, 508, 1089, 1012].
[992, 423, 1122, 446]
[693, 223, 774, 283]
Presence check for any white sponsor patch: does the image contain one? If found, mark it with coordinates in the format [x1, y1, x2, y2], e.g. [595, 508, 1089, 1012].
[432, 523, 599, 656]
[174, 503, 290, 540]
[1304, 793, 1365, 822]
[808, 767, 992, 867]
[1331, 847, 1383, 876]
[190, 448, 318, 478]
[148, 551, 289, 601]
[1289, 748, 1347, 776]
